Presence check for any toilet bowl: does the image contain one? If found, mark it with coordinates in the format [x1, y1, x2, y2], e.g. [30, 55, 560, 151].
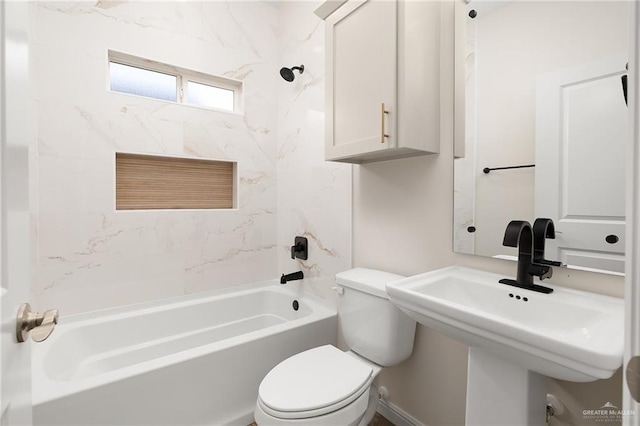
[254, 269, 417, 426]
[254, 345, 381, 426]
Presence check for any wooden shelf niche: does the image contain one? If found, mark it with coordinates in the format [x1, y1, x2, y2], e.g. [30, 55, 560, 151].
[116, 153, 236, 210]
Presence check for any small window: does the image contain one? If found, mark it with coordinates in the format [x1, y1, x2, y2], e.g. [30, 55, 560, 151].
[108, 51, 242, 113]
[110, 62, 177, 102]
[186, 81, 234, 111]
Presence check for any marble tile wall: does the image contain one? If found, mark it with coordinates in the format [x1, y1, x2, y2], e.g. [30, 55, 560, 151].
[31, 1, 280, 315]
[30, 1, 352, 315]
[276, 1, 352, 304]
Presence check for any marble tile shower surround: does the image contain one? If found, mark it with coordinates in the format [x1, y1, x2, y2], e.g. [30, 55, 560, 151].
[31, 1, 352, 315]
[276, 0, 352, 304]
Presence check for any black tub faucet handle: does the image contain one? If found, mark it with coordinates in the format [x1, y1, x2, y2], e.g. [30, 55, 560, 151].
[291, 236, 308, 260]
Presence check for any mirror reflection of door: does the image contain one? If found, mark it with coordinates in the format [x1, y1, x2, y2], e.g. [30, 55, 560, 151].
[535, 56, 627, 274]
[453, 0, 629, 275]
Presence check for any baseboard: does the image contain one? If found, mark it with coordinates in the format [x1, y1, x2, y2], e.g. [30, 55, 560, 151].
[241, 399, 424, 426]
[377, 399, 426, 426]
[228, 411, 255, 426]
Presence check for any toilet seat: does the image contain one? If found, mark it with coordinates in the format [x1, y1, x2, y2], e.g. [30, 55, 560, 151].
[254, 385, 372, 426]
[257, 345, 374, 420]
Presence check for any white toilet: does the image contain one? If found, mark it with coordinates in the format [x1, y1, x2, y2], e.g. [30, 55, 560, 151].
[254, 268, 417, 426]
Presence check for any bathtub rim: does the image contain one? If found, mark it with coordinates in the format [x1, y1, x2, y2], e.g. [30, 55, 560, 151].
[55, 279, 335, 324]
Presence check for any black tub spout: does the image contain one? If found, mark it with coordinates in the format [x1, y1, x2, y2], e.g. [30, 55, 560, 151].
[280, 271, 304, 284]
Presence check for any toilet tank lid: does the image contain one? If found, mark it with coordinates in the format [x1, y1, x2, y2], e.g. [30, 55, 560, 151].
[335, 268, 405, 299]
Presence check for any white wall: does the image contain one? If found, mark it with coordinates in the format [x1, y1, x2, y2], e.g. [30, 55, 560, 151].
[354, 3, 625, 425]
[30, 1, 351, 316]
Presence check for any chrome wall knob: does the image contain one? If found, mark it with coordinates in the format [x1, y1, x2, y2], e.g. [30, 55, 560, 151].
[16, 303, 58, 343]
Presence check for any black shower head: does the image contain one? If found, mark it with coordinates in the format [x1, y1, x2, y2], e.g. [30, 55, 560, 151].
[280, 65, 304, 82]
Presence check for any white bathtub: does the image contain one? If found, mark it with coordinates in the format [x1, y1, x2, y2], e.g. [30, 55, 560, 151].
[32, 281, 337, 425]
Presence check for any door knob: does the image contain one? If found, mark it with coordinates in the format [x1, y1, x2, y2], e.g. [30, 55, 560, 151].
[16, 303, 58, 343]
[627, 355, 640, 403]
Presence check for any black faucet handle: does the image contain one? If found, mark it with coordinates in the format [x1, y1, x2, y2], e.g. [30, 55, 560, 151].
[533, 218, 555, 240]
[291, 243, 302, 259]
[290, 236, 308, 260]
[532, 218, 562, 266]
[537, 258, 563, 267]
[529, 263, 553, 281]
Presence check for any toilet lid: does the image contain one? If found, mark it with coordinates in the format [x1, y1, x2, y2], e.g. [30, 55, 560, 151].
[258, 345, 373, 414]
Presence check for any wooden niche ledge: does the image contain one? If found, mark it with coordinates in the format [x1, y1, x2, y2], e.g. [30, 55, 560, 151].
[115, 153, 235, 210]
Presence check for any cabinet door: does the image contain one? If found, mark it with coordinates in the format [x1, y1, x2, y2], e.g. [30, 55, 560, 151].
[325, 0, 397, 161]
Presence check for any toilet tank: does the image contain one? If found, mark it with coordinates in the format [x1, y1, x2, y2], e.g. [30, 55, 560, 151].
[336, 268, 417, 366]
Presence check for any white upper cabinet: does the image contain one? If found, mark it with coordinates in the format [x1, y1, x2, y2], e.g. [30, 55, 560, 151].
[318, 0, 441, 163]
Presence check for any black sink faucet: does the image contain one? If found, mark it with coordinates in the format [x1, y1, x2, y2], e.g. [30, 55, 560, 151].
[499, 220, 554, 294]
[502, 220, 535, 286]
[280, 271, 304, 284]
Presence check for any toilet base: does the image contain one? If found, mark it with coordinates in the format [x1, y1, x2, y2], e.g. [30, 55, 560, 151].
[357, 383, 380, 426]
[254, 384, 375, 426]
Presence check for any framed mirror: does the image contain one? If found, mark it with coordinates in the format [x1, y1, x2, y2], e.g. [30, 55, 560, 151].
[453, 1, 629, 275]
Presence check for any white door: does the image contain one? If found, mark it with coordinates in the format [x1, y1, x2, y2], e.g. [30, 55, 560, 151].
[325, 0, 397, 161]
[1, 2, 33, 424]
[535, 54, 628, 273]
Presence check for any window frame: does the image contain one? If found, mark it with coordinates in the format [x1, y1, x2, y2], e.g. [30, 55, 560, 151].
[108, 50, 243, 114]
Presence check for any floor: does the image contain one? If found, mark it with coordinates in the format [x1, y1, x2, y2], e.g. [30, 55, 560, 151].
[369, 412, 395, 425]
[249, 412, 394, 426]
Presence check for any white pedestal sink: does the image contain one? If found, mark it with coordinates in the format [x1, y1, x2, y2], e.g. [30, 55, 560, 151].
[466, 347, 547, 425]
[386, 266, 624, 425]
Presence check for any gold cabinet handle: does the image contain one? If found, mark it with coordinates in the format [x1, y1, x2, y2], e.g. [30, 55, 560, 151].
[381, 103, 389, 143]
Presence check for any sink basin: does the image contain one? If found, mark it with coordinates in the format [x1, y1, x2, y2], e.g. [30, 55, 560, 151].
[386, 266, 623, 382]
